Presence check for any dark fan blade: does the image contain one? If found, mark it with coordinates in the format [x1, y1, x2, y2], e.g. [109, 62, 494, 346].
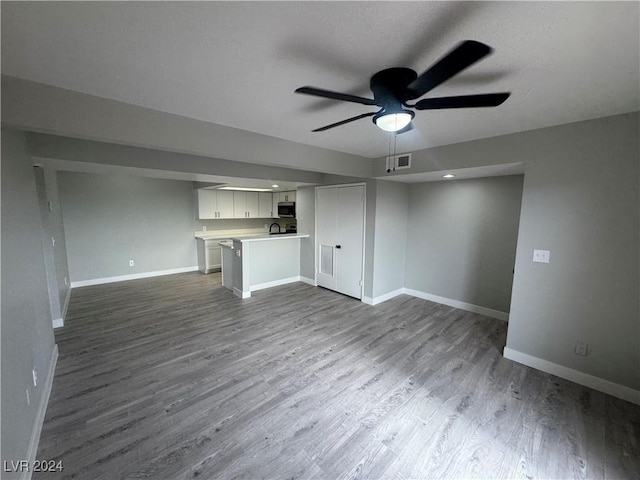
[395, 122, 415, 135]
[413, 93, 510, 110]
[311, 112, 376, 132]
[406, 40, 492, 99]
[295, 86, 377, 106]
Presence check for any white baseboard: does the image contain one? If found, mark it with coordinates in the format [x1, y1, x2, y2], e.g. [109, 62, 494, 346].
[504, 347, 640, 405]
[403, 288, 509, 321]
[23, 344, 58, 480]
[52, 318, 64, 329]
[362, 288, 404, 306]
[299, 276, 317, 286]
[233, 287, 250, 299]
[70, 266, 199, 288]
[251, 276, 301, 292]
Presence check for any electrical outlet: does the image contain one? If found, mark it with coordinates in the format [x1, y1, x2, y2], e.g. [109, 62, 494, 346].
[32, 368, 37, 387]
[129, 260, 135, 267]
[533, 249, 550, 263]
[202, 226, 207, 232]
[51, 236, 56, 247]
[575, 342, 588, 356]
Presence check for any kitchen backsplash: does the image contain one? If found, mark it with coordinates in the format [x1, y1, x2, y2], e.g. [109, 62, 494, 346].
[194, 218, 290, 238]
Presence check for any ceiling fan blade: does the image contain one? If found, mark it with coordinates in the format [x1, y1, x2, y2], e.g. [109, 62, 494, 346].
[395, 122, 415, 135]
[295, 86, 377, 106]
[406, 40, 493, 99]
[413, 93, 510, 110]
[311, 111, 376, 132]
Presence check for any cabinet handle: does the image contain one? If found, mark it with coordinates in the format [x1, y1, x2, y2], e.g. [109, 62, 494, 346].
[336, 245, 342, 249]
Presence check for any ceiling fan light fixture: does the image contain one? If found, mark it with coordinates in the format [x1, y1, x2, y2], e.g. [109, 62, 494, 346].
[374, 110, 414, 132]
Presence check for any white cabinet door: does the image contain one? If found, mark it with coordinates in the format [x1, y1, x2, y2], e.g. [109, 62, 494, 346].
[258, 192, 273, 218]
[216, 191, 235, 219]
[233, 191, 247, 218]
[246, 192, 259, 218]
[315, 185, 364, 299]
[196, 190, 216, 219]
[207, 244, 222, 270]
[282, 191, 296, 202]
[272, 192, 281, 217]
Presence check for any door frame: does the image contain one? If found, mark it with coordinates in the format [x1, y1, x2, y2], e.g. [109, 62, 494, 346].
[314, 183, 367, 300]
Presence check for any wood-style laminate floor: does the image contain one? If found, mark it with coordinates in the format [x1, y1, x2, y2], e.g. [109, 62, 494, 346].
[35, 272, 639, 479]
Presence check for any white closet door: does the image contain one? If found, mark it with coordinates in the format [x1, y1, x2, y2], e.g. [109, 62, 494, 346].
[316, 187, 338, 291]
[336, 185, 364, 298]
[315, 185, 365, 299]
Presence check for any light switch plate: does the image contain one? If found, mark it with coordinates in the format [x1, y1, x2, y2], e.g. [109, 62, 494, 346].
[533, 249, 550, 263]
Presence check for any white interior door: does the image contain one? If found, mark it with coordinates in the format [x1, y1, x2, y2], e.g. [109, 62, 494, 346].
[316, 187, 338, 291]
[316, 185, 365, 299]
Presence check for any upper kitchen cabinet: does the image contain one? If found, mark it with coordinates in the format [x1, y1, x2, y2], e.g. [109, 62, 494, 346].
[196, 189, 234, 219]
[282, 191, 296, 203]
[258, 192, 273, 218]
[233, 191, 260, 218]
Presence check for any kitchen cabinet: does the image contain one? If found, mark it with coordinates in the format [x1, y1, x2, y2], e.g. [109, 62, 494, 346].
[272, 191, 297, 217]
[196, 238, 224, 273]
[258, 192, 273, 218]
[196, 189, 234, 219]
[282, 191, 296, 203]
[233, 191, 259, 218]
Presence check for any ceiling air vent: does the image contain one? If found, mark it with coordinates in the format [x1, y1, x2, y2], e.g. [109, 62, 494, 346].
[386, 153, 412, 172]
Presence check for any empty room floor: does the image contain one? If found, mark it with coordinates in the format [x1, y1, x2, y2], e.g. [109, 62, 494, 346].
[35, 272, 639, 479]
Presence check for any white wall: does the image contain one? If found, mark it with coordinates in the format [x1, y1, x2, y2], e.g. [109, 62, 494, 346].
[1, 129, 57, 474]
[58, 172, 199, 282]
[405, 175, 524, 313]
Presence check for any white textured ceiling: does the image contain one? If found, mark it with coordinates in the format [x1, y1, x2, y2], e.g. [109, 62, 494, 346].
[2, 2, 638, 159]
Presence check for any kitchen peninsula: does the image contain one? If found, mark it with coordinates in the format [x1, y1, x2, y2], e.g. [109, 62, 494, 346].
[220, 233, 310, 298]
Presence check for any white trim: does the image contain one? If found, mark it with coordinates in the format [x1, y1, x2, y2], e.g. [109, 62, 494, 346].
[61, 286, 71, 320]
[403, 288, 509, 321]
[299, 276, 317, 286]
[504, 347, 640, 406]
[23, 345, 58, 480]
[233, 287, 250, 299]
[362, 288, 404, 306]
[251, 276, 301, 292]
[70, 266, 199, 288]
[52, 318, 64, 329]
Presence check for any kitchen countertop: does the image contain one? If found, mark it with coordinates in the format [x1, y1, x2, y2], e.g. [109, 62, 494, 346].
[232, 233, 309, 243]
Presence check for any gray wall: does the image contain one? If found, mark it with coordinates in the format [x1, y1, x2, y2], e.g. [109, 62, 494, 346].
[43, 167, 71, 314]
[58, 172, 199, 282]
[1, 129, 57, 472]
[3, 75, 372, 178]
[375, 113, 638, 391]
[371, 180, 409, 298]
[33, 166, 71, 322]
[296, 186, 316, 280]
[507, 114, 639, 389]
[405, 175, 524, 312]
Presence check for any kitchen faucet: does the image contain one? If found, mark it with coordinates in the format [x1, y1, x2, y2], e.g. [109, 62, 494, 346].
[269, 222, 281, 233]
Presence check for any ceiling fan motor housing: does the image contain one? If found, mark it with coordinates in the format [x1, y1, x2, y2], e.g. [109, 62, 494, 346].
[370, 68, 418, 108]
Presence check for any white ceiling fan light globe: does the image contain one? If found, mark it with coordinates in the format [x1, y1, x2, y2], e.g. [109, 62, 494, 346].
[375, 112, 413, 132]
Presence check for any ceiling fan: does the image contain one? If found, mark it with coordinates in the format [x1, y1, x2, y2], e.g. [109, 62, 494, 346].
[295, 40, 510, 134]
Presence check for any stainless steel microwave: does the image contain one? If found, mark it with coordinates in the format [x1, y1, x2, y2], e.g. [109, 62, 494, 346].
[277, 202, 295, 218]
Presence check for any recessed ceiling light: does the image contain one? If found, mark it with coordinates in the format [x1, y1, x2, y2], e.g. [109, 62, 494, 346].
[442, 174, 456, 179]
[218, 186, 273, 192]
[271, 184, 279, 188]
